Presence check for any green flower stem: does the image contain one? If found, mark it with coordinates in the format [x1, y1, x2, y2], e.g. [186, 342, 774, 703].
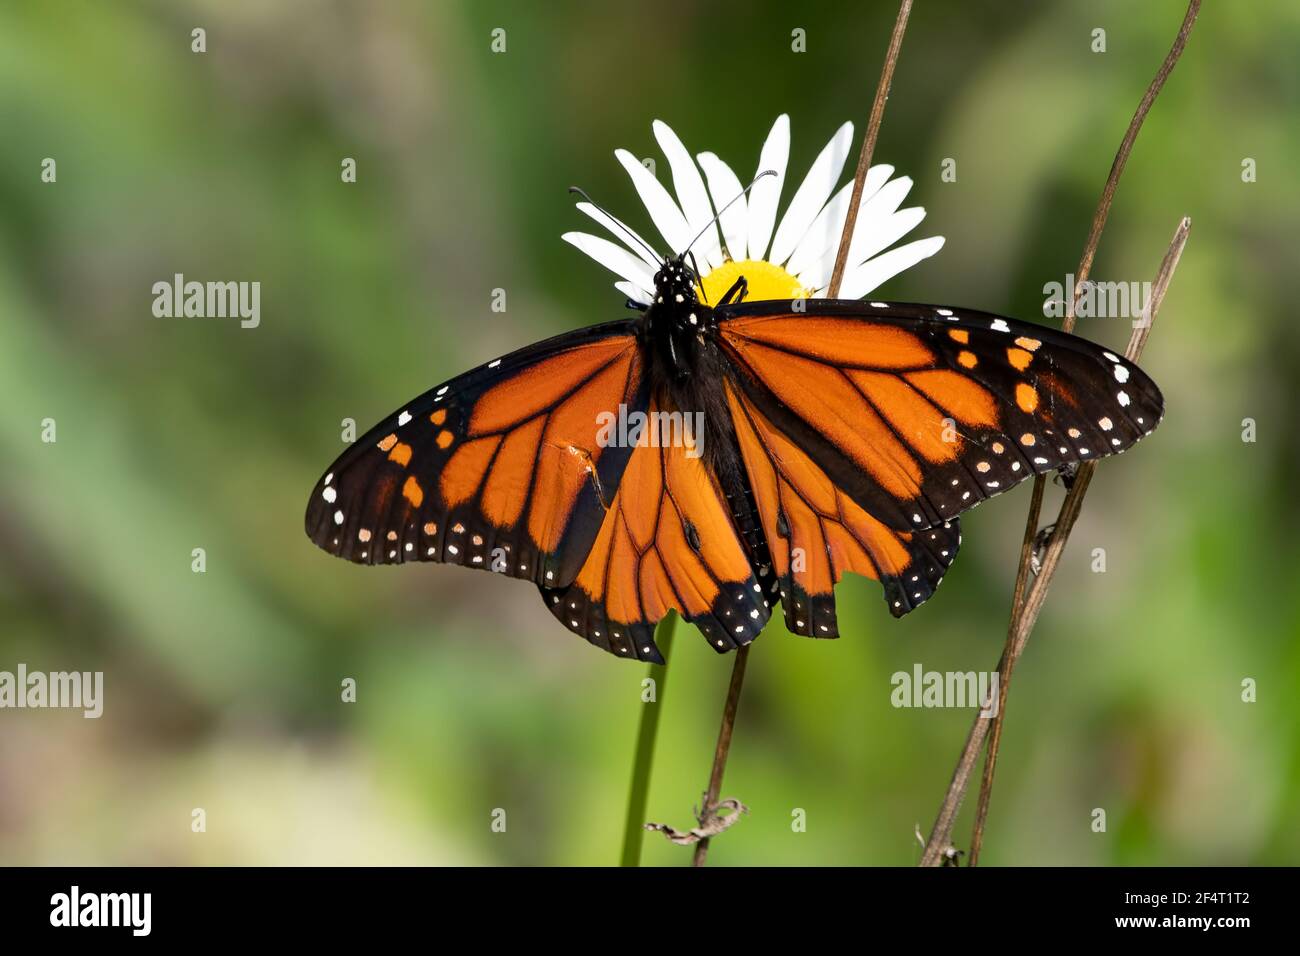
[619, 612, 678, 867]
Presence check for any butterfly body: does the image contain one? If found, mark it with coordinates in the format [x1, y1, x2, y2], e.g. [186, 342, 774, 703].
[307, 256, 1163, 662]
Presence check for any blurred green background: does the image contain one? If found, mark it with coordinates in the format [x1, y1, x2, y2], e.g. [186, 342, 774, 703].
[1, 0, 1297, 866]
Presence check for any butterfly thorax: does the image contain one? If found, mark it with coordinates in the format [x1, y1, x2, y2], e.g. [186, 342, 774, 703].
[639, 258, 744, 490]
[642, 259, 720, 382]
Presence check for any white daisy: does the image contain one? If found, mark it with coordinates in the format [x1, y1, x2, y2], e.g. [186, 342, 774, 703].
[563, 115, 944, 305]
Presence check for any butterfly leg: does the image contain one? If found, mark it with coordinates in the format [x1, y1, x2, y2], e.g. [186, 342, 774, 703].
[717, 275, 749, 308]
[687, 250, 707, 301]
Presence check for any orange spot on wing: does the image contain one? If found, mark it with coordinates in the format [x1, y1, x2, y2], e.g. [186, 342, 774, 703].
[377, 433, 397, 452]
[388, 442, 412, 467]
[429, 409, 447, 426]
[957, 350, 978, 369]
[948, 329, 970, 344]
[1007, 347, 1033, 371]
[436, 430, 454, 449]
[1015, 336, 1041, 352]
[1015, 382, 1039, 413]
[402, 476, 424, 508]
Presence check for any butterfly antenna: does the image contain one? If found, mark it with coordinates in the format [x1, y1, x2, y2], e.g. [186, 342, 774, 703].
[568, 186, 662, 264]
[676, 169, 777, 264]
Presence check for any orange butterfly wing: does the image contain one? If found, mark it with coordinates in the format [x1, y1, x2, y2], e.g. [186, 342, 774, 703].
[305, 321, 648, 589]
[726, 381, 959, 631]
[307, 300, 1164, 657]
[539, 402, 772, 663]
[719, 303, 1163, 533]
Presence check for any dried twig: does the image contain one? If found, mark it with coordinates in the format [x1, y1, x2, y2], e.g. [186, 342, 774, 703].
[691, 643, 751, 866]
[647, 799, 749, 846]
[920, 0, 1200, 868]
[828, 0, 913, 299]
[687, 0, 915, 867]
[923, 217, 1190, 868]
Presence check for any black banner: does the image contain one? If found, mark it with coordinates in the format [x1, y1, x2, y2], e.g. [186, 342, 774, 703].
[0, 866, 1274, 941]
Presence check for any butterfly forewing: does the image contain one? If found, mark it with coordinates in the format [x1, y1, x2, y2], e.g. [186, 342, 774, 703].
[717, 301, 1163, 534]
[304, 320, 648, 589]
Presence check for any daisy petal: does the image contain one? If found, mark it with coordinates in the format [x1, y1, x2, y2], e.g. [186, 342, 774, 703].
[846, 176, 914, 266]
[562, 231, 657, 293]
[849, 206, 927, 270]
[769, 121, 854, 266]
[696, 151, 749, 262]
[615, 148, 693, 258]
[575, 201, 662, 269]
[653, 120, 721, 269]
[746, 114, 790, 262]
[786, 164, 895, 281]
[615, 280, 652, 305]
[839, 236, 946, 299]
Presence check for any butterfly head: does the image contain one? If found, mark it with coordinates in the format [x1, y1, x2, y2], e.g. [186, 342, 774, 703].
[652, 257, 700, 309]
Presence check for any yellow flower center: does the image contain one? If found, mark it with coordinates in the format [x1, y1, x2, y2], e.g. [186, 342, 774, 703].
[697, 258, 808, 304]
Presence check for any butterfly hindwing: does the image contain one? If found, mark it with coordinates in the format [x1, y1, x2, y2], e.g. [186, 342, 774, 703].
[718, 301, 1163, 533]
[304, 320, 648, 589]
[726, 381, 960, 629]
[539, 404, 772, 662]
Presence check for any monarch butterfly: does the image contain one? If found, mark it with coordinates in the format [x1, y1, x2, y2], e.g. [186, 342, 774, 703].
[304, 246, 1163, 662]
